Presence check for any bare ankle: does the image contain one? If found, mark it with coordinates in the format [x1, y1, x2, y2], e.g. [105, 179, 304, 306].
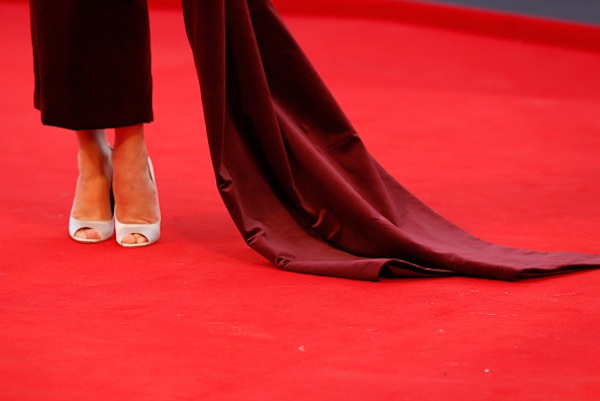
[76, 129, 112, 174]
[112, 124, 149, 166]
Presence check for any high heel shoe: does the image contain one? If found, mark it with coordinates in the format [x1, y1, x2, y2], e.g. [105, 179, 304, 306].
[115, 158, 161, 248]
[69, 185, 114, 243]
[69, 146, 114, 243]
[69, 215, 114, 243]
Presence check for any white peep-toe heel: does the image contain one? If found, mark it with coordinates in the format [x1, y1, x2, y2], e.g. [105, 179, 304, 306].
[115, 158, 161, 248]
[69, 215, 114, 243]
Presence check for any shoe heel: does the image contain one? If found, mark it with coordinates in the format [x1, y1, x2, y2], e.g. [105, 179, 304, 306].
[115, 158, 161, 247]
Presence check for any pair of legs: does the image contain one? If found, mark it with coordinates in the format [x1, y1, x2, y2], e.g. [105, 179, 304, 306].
[72, 124, 159, 245]
[29, 1, 157, 244]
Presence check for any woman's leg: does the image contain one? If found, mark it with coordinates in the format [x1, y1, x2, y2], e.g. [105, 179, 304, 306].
[71, 130, 113, 240]
[112, 124, 160, 245]
[30, 0, 158, 244]
[71, 123, 160, 245]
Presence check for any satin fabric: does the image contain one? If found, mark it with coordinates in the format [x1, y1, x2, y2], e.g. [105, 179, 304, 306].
[181, 0, 600, 280]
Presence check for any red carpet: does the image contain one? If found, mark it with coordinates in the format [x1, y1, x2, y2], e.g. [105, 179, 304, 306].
[1, 0, 599, 399]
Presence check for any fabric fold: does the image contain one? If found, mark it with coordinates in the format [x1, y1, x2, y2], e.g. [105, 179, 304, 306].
[182, 0, 600, 281]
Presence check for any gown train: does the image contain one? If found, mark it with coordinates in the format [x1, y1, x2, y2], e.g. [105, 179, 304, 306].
[180, 0, 600, 281]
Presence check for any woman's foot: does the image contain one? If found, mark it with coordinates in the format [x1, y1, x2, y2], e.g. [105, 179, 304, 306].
[70, 130, 113, 242]
[112, 124, 160, 246]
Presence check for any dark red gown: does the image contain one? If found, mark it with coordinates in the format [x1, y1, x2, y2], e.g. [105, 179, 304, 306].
[30, 0, 600, 280]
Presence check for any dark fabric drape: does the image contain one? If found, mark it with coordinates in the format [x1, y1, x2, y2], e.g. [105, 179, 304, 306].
[181, 0, 600, 281]
[29, 0, 153, 130]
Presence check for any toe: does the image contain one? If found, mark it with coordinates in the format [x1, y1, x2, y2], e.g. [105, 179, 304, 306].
[120, 234, 136, 244]
[120, 233, 149, 245]
[74, 228, 101, 240]
[134, 233, 149, 244]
